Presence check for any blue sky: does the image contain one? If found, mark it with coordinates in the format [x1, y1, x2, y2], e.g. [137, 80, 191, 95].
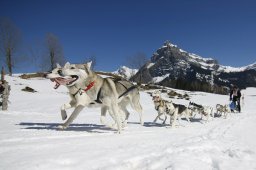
[1, 0, 256, 72]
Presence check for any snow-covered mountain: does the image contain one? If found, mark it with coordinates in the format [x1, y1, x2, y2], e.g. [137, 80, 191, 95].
[132, 41, 256, 93]
[218, 62, 256, 73]
[113, 66, 138, 80]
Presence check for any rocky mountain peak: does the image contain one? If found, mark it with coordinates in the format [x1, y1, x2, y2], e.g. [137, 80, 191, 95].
[131, 41, 256, 93]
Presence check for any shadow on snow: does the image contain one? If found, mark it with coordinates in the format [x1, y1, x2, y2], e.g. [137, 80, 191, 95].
[17, 122, 115, 133]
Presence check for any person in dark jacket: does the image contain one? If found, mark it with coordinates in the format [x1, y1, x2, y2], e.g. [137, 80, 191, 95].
[229, 85, 241, 112]
[0, 81, 4, 106]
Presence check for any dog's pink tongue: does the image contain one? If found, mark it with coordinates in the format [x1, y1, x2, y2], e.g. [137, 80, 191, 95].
[55, 78, 69, 85]
[51, 78, 65, 89]
[54, 83, 60, 89]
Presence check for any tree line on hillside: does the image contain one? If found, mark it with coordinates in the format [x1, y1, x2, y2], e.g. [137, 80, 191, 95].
[160, 78, 228, 94]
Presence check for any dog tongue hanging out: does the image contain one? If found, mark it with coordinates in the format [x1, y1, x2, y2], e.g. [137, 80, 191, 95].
[50, 77, 76, 89]
[47, 63, 78, 89]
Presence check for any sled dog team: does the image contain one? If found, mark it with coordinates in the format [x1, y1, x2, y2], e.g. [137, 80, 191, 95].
[152, 91, 233, 127]
[46, 62, 236, 133]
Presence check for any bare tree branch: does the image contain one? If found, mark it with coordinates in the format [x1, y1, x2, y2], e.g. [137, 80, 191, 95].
[126, 52, 148, 80]
[41, 33, 65, 71]
[126, 52, 148, 69]
[0, 17, 22, 75]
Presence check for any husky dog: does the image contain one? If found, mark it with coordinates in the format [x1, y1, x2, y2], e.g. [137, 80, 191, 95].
[188, 102, 213, 122]
[166, 101, 192, 128]
[46, 62, 143, 133]
[152, 91, 168, 124]
[202, 106, 214, 121]
[152, 91, 192, 127]
[216, 104, 230, 118]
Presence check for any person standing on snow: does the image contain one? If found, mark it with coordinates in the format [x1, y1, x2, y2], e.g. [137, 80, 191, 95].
[229, 85, 241, 112]
[0, 81, 4, 107]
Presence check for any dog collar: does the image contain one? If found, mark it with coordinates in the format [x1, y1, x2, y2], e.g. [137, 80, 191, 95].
[83, 81, 95, 92]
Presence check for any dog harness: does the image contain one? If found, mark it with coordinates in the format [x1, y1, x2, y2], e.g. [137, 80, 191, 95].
[72, 81, 96, 97]
[71, 80, 103, 104]
[72, 79, 137, 104]
[154, 99, 165, 111]
[83, 81, 95, 92]
[114, 79, 138, 99]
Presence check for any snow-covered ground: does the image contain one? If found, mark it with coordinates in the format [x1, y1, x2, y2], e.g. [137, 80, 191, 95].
[1, 75, 256, 170]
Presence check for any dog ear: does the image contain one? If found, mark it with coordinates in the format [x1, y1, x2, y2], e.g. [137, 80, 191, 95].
[56, 63, 61, 68]
[64, 62, 70, 68]
[85, 61, 92, 70]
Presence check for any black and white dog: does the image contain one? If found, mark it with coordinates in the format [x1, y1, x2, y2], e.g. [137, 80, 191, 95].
[188, 102, 214, 122]
[152, 91, 192, 127]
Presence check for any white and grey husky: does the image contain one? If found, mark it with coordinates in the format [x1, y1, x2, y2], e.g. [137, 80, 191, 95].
[46, 62, 143, 133]
[216, 104, 230, 118]
[152, 91, 192, 127]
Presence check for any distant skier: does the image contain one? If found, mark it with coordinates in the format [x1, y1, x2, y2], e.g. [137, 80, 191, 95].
[229, 85, 241, 112]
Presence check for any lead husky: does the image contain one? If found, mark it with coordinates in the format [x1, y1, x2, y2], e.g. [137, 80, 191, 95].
[46, 62, 143, 133]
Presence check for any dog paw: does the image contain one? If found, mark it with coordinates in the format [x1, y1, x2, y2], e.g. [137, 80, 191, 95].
[109, 123, 117, 129]
[57, 125, 67, 130]
[115, 130, 121, 134]
[121, 120, 128, 128]
[121, 123, 127, 128]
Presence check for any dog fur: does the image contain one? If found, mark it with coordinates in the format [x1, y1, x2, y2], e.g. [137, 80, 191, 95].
[188, 102, 214, 122]
[152, 91, 168, 123]
[152, 91, 192, 127]
[216, 104, 230, 118]
[46, 62, 143, 133]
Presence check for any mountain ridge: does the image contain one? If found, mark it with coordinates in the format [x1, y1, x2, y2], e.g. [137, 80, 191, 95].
[131, 41, 256, 93]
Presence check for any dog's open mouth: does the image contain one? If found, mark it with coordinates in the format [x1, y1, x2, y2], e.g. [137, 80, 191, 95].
[50, 75, 78, 89]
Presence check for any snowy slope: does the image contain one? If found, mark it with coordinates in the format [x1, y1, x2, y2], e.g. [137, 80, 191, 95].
[217, 62, 256, 73]
[1, 76, 256, 170]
